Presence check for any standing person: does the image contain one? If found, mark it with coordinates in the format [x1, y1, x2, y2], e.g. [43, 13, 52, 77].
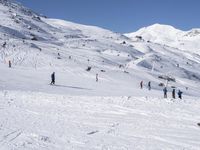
[96, 73, 98, 82]
[172, 89, 176, 99]
[140, 81, 143, 89]
[148, 81, 151, 90]
[50, 72, 55, 85]
[8, 60, 11, 68]
[178, 90, 183, 99]
[163, 87, 167, 98]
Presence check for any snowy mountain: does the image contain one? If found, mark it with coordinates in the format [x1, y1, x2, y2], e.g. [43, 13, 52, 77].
[0, 1, 200, 149]
[126, 23, 200, 52]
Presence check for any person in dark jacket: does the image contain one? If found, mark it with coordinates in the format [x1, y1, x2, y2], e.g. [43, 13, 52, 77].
[50, 72, 55, 85]
[140, 81, 143, 89]
[163, 87, 167, 98]
[96, 73, 98, 82]
[9, 60, 11, 68]
[172, 89, 176, 99]
[178, 90, 183, 99]
[148, 81, 151, 90]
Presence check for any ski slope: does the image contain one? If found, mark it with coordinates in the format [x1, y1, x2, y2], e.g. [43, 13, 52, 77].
[0, 0, 200, 149]
[0, 91, 200, 150]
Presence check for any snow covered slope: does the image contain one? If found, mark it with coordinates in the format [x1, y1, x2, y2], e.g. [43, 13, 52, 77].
[0, 90, 200, 150]
[0, 1, 200, 149]
[0, 0, 138, 68]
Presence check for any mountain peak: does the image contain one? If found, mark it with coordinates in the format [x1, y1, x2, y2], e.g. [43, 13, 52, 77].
[135, 23, 183, 36]
[125, 23, 183, 44]
[127, 24, 200, 39]
[143, 23, 180, 32]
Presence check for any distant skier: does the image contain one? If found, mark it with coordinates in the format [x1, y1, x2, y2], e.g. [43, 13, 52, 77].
[178, 90, 183, 99]
[2, 42, 6, 48]
[96, 73, 98, 82]
[148, 81, 151, 90]
[140, 81, 143, 89]
[163, 87, 167, 98]
[50, 72, 55, 85]
[172, 89, 176, 99]
[8, 60, 11, 68]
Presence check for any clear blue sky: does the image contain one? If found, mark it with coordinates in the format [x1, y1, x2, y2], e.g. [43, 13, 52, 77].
[16, 0, 200, 33]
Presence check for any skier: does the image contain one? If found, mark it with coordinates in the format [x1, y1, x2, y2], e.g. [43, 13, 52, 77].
[8, 60, 11, 68]
[148, 81, 151, 90]
[50, 72, 55, 85]
[140, 81, 143, 89]
[163, 87, 167, 98]
[96, 73, 98, 82]
[172, 89, 176, 99]
[178, 90, 183, 99]
[2, 42, 6, 48]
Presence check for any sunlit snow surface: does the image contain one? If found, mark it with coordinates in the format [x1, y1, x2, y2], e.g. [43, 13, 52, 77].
[0, 1, 200, 149]
[0, 91, 200, 150]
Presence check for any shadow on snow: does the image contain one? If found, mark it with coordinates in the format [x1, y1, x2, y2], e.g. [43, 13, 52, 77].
[52, 84, 92, 91]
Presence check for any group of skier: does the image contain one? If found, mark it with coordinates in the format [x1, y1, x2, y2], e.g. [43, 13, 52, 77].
[50, 72, 183, 99]
[140, 80, 183, 99]
[163, 87, 183, 99]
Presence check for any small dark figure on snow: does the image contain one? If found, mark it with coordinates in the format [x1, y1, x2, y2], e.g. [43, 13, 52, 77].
[2, 42, 6, 48]
[8, 60, 11, 68]
[140, 81, 143, 89]
[178, 90, 183, 99]
[96, 73, 98, 82]
[172, 89, 176, 99]
[163, 87, 167, 98]
[50, 72, 55, 85]
[148, 81, 151, 90]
